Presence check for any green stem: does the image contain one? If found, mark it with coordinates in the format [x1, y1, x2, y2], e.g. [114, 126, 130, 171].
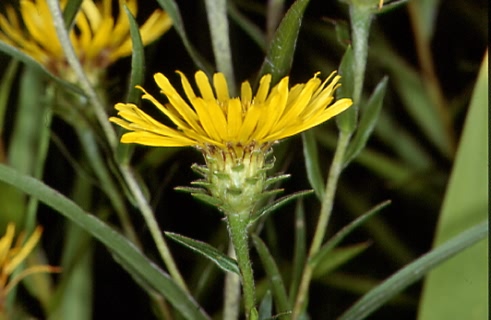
[47, 0, 186, 295]
[292, 131, 351, 319]
[223, 242, 241, 320]
[204, 0, 236, 95]
[226, 211, 258, 320]
[120, 165, 189, 293]
[293, 3, 374, 317]
[46, 0, 118, 149]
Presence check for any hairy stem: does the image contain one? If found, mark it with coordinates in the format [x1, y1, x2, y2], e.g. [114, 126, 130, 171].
[226, 211, 258, 320]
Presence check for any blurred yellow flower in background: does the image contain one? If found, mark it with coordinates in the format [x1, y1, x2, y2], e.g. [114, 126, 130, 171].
[0, 223, 60, 312]
[0, 0, 172, 82]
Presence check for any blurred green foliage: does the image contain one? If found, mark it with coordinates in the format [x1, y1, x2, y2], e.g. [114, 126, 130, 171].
[0, 0, 487, 319]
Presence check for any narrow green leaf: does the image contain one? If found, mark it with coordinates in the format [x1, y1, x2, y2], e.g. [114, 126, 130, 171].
[302, 130, 324, 199]
[0, 164, 210, 320]
[338, 220, 488, 320]
[166, 232, 240, 275]
[373, 112, 433, 171]
[52, 229, 93, 320]
[257, 0, 311, 85]
[310, 200, 390, 266]
[288, 200, 306, 305]
[371, 38, 451, 157]
[228, 2, 267, 51]
[155, 0, 213, 75]
[258, 290, 273, 320]
[333, 19, 350, 48]
[251, 190, 313, 224]
[319, 272, 416, 307]
[115, 5, 145, 165]
[312, 242, 371, 278]
[417, 51, 488, 320]
[0, 42, 83, 95]
[0, 60, 19, 135]
[62, 0, 83, 28]
[336, 46, 357, 133]
[76, 129, 139, 245]
[123, 5, 145, 105]
[9, 67, 45, 175]
[252, 234, 290, 314]
[406, 0, 441, 41]
[344, 76, 388, 165]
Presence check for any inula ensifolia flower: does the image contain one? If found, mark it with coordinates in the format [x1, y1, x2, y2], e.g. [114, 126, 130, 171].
[110, 70, 352, 214]
[0, 0, 172, 83]
[0, 223, 60, 312]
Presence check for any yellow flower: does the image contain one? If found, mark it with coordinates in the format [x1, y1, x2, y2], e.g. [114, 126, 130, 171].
[0, 0, 172, 81]
[0, 223, 60, 311]
[110, 70, 352, 150]
[111, 70, 352, 213]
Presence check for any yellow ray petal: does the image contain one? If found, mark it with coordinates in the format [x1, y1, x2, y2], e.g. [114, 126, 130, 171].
[254, 74, 271, 103]
[227, 98, 243, 139]
[213, 73, 229, 103]
[5, 226, 42, 274]
[195, 71, 215, 101]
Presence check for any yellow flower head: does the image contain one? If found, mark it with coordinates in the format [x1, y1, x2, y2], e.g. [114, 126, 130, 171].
[110, 70, 352, 151]
[111, 70, 352, 213]
[0, 0, 172, 81]
[0, 223, 60, 310]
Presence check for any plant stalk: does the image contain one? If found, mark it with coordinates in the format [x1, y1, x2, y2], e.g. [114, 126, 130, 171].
[292, 130, 351, 319]
[46, 0, 118, 149]
[204, 0, 236, 95]
[120, 165, 189, 293]
[223, 242, 241, 320]
[226, 211, 258, 320]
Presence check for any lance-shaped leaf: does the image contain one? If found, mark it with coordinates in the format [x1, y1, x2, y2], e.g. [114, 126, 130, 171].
[0, 164, 210, 320]
[258, 290, 273, 320]
[312, 242, 371, 279]
[302, 130, 324, 199]
[251, 190, 314, 224]
[63, 0, 83, 28]
[124, 6, 145, 105]
[166, 232, 240, 275]
[344, 76, 388, 166]
[310, 200, 390, 267]
[257, 0, 310, 85]
[116, 6, 145, 165]
[336, 45, 357, 134]
[252, 234, 290, 315]
[288, 201, 307, 304]
[417, 51, 488, 320]
[338, 220, 488, 320]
